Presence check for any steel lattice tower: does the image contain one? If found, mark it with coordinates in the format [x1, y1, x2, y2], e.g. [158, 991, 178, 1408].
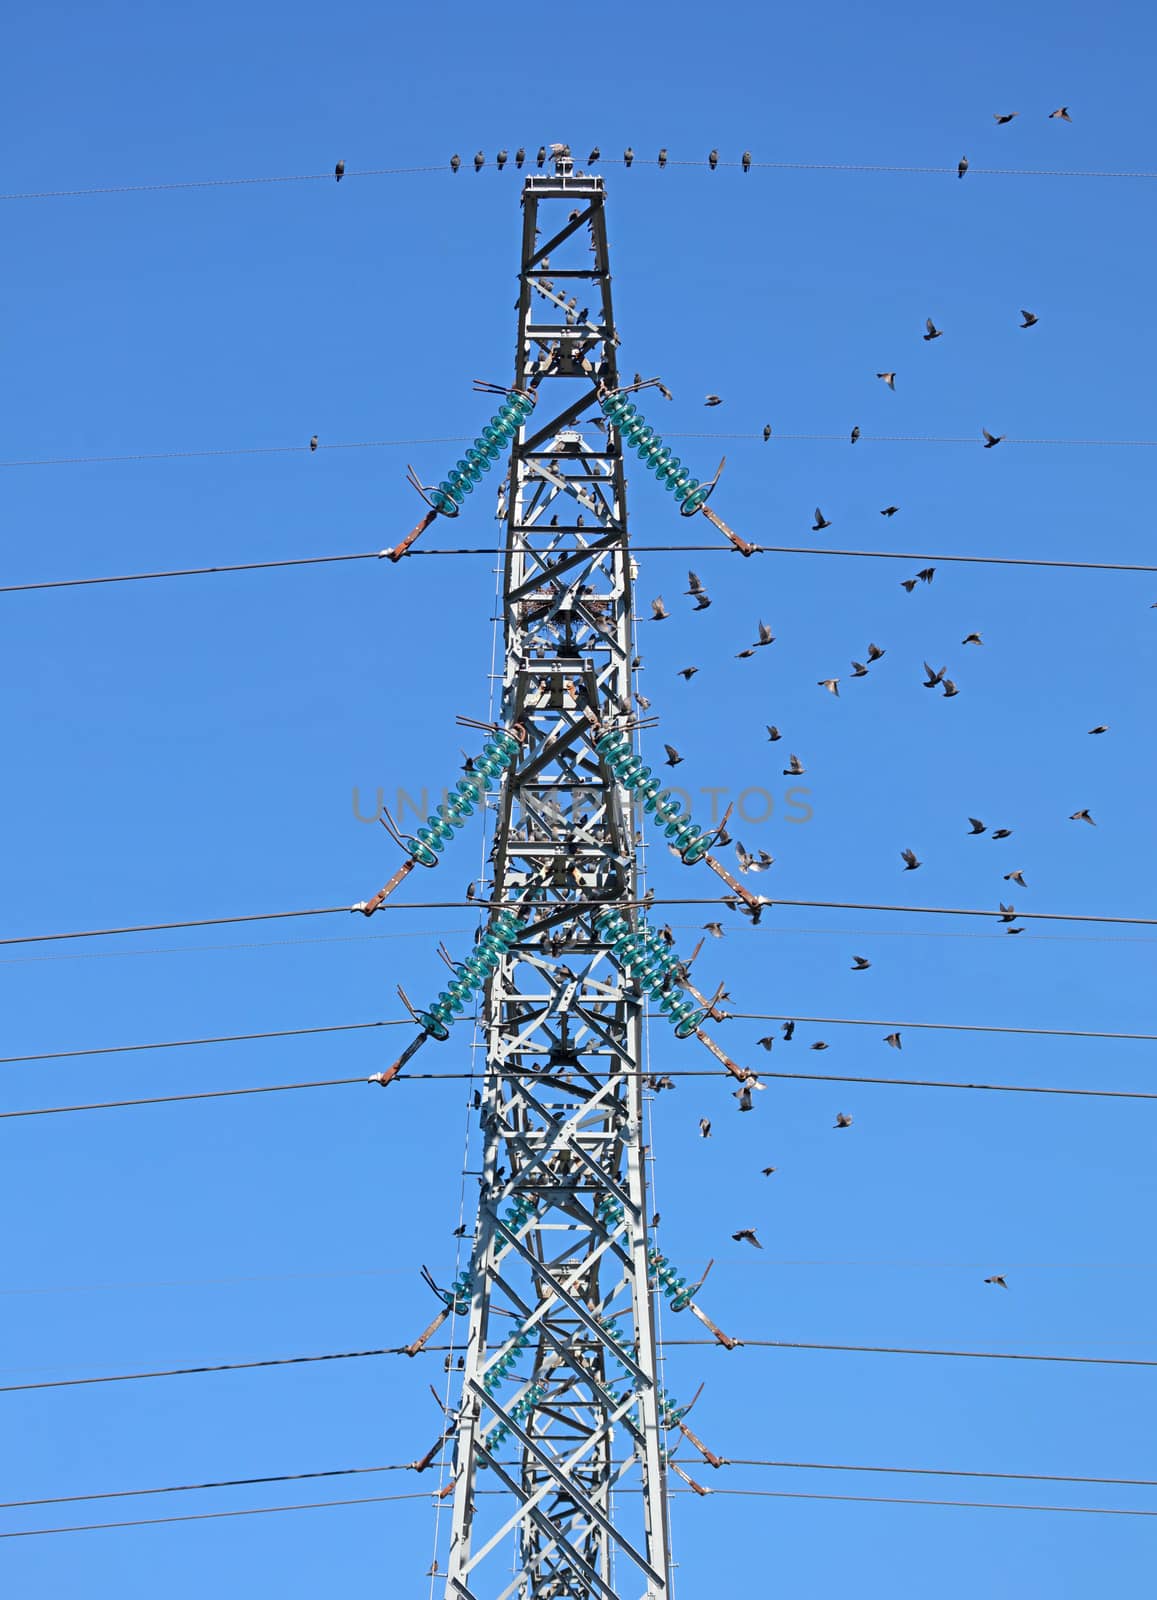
[366, 145, 751, 1599]
[440, 150, 672, 1600]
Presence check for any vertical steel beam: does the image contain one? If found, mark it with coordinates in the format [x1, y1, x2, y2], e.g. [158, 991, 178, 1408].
[442, 149, 672, 1600]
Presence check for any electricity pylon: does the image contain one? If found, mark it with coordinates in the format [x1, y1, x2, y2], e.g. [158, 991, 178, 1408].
[367, 145, 754, 1600]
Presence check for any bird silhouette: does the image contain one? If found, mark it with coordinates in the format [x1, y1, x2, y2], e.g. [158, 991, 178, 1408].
[742, 150, 752, 172]
[588, 147, 600, 164]
[515, 147, 526, 168]
[851, 661, 869, 678]
[650, 596, 669, 621]
[1020, 309, 1039, 328]
[766, 725, 782, 742]
[901, 848, 921, 870]
[623, 147, 634, 168]
[866, 643, 886, 662]
[876, 371, 896, 390]
[450, 154, 461, 173]
[993, 828, 1013, 839]
[474, 152, 485, 173]
[962, 632, 983, 646]
[658, 148, 668, 168]
[704, 394, 723, 407]
[735, 1083, 754, 1112]
[813, 508, 832, 531]
[818, 678, 840, 697]
[983, 429, 1005, 448]
[334, 159, 345, 182]
[833, 1112, 853, 1129]
[536, 146, 546, 168]
[677, 666, 699, 681]
[664, 744, 684, 767]
[783, 753, 805, 776]
[968, 817, 987, 835]
[958, 156, 969, 179]
[851, 956, 871, 970]
[850, 425, 861, 443]
[732, 1228, 762, 1247]
[994, 112, 1018, 124]
[782, 1020, 795, 1041]
[763, 424, 772, 441]
[1089, 725, 1109, 735]
[709, 149, 719, 170]
[699, 1118, 712, 1138]
[883, 1032, 902, 1050]
[309, 435, 318, 452]
[923, 318, 943, 341]
[1070, 808, 1096, 825]
[985, 1274, 1009, 1288]
[1049, 107, 1072, 122]
[880, 505, 899, 517]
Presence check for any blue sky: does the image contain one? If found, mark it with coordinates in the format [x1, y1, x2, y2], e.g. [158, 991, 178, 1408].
[3, 0, 1156, 1593]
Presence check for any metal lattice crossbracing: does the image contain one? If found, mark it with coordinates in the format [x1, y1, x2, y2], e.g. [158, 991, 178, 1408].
[437, 150, 675, 1600]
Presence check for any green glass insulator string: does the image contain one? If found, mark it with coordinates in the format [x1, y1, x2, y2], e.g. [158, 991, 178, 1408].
[417, 909, 528, 1040]
[429, 391, 535, 516]
[594, 728, 710, 864]
[598, 391, 711, 515]
[593, 909, 708, 1039]
[406, 728, 521, 866]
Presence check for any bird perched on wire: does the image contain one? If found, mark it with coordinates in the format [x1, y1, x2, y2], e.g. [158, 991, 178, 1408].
[833, 1112, 853, 1129]
[334, 159, 345, 182]
[658, 148, 668, 168]
[708, 148, 719, 169]
[742, 150, 752, 172]
[309, 434, 318, 452]
[958, 155, 969, 178]
[923, 318, 943, 341]
[650, 596, 669, 621]
[876, 371, 896, 390]
[497, 149, 509, 170]
[763, 423, 772, 441]
[515, 147, 526, 168]
[704, 394, 723, 407]
[982, 428, 1005, 448]
[850, 425, 860, 443]
[623, 147, 634, 167]
[783, 753, 805, 776]
[664, 744, 684, 767]
[450, 153, 461, 173]
[813, 508, 832, 531]
[732, 1228, 761, 1248]
[474, 151, 485, 173]
[994, 112, 1018, 124]
[536, 146, 546, 168]
[588, 146, 600, 164]
[1020, 309, 1039, 328]
[901, 847, 921, 870]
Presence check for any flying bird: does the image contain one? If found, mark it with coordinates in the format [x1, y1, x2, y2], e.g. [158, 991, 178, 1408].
[958, 155, 969, 179]
[704, 394, 723, 407]
[985, 1274, 1009, 1288]
[994, 112, 1018, 124]
[813, 508, 832, 531]
[732, 1228, 762, 1248]
[334, 159, 345, 182]
[677, 666, 699, 681]
[942, 678, 959, 698]
[782, 1020, 795, 1041]
[736, 648, 757, 660]
[968, 817, 987, 834]
[703, 922, 725, 938]
[993, 827, 1013, 839]
[664, 744, 684, 767]
[999, 902, 1018, 923]
[762, 1166, 777, 1176]
[686, 570, 707, 598]
[923, 318, 943, 341]
[880, 505, 899, 517]
[866, 643, 886, 662]
[876, 371, 896, 390]
[755, 620, 775, 647]
[474, 151, 485, 172]
[901, 579, 918, 593]
[449, 154, 461, 173]
[756, 1036, 775, 1051]
[1020, 309, 1039, 328]
[651, 596, 669, 620]
[917, 567, 935, 584]
[962, 632, 983, 646]
[1088, 725, 1109, 735]
[851, 661, 869, 677]
[883, 1032, 902, 1050]
[833, 1112, 853, 1129]
[709, 149, 719, 170]
[766, 725, 782, 742]
[850, 426, 860, 443]
[783, 753, 806, 776]
[1004, 870, 1027, 887]
[735, 1083, 754, 1112]
[901, 848, 921, 870]
[811, 1041, 829, 1052]
[735, 842, 774, 874]
[851, 956, 871, 970]
[699, 1118, 712, 1138]
[818, 678, 840, 697]
[983, 429, 1004, 448]
[923, 662, 946, 688]
[309, 434, 318, 452]
[1070, 808, 1096, 825]
[1049, 107, 1072, 122]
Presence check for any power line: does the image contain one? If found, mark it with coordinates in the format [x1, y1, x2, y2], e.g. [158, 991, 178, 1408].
[8, 1007, 1152, 1069]
[5, 540, 1157, 596]
[729, 1013, 1157, 1045]
[6, 1333, 1156, 1394]
[694, 1487, 1157, 1518]
[0, 1491, 434, 1540]
[6, 893, 1157, 949]
[6, 1452, 1153, 1514]
[6, 1063, 1156, 1120]
[5, 154, 1157, 205]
